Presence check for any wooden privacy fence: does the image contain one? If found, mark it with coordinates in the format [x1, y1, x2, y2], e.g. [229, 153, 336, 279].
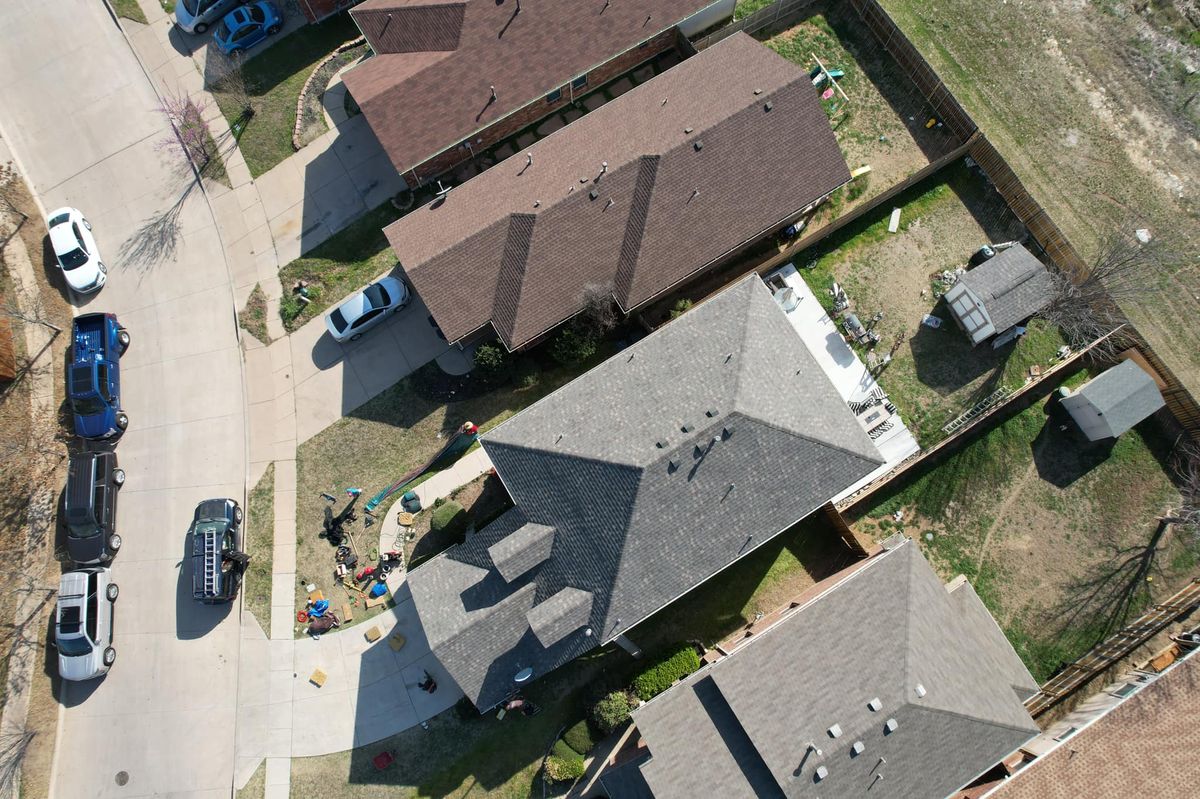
[693, 0, 819, 50]
[1024, 578, 1200, 717]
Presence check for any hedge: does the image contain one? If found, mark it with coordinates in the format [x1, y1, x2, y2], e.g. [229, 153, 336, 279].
[545, 740, 585, 783]
[430, 499, 468, 541]
[632, 646, 701, 701]
[590, 691, 633, 735]
[563, 719, 597, 755]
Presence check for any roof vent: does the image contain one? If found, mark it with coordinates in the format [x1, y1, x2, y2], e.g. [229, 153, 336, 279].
[681, 423, 693, 433]
[851, 741, 865, 757]
[753, 88, 763, 95]
[814, 765, 828, 782]
[684, 126, 693, 134]
[655, 440, 667, 449]
[885, 718, 898, 734]
[667, 460, 678, 473]
[589, 189, 599, 200]
[867, 697, 882, 712]
[705, 408, 718, 418]
[827, 723, 842, 738]
[915, 684, 926, 698]
[764, 101, 774, 112]
[693, 140, 703, 152]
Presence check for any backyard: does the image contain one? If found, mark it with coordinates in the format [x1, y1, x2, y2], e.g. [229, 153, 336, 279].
[791, 158, 1067, 445]
[847, 385, 1199, 682]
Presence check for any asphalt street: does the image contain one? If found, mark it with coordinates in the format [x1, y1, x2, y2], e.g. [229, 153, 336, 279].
[0, 1, 247, 796]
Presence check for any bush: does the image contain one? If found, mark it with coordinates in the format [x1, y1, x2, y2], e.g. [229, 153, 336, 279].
[632, 646, 701, 701]
[669, 298, 693, 320]
[562, 719, 597, 755]
[472, 342, 509, 382]
[430, 500, 468, 542]
[549, 326, 600, 366]
[544, 741, 586, 783]
[590, 691, 633, 735]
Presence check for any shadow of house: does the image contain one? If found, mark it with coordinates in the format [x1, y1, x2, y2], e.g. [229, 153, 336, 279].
[402, 277, 888, 713]
[1031, 417, 1116, 489]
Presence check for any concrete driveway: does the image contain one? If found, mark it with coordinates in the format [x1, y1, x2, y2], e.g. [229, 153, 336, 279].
[0, 1, 246, 796]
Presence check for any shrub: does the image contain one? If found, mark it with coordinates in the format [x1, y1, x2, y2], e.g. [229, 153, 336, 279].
[430, 500, 468, 542]
[472, 342, 509, 382]
[632, 646, 701, 701]
[669, 298, 693, 320]
[549, 326, 600, 366]
[590, 691, 633, 735]
[562, 719, 597, 755]
[545, 741, 586, 783]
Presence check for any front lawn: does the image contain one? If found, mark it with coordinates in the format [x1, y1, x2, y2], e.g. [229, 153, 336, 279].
[112, 0, 148, 24]
[848, 390, 1195, 683]
[244, 463, 275, 635]
[211, 13, 360, 177]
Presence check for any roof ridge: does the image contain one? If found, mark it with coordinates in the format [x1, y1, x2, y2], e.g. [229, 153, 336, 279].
[613, 155, 661, 304]
[491, 212, 537, 341]
[901, 538, 917, 694]
[909, 703, 1039, 738]
[730, 280, 759, 411]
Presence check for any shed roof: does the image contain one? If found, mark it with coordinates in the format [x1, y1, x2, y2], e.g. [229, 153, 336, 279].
[958, 244, 1054, 334]
[343, 0, 719, 176]
[632, 540, 1040, 799]
[1077, 359, 1166, 438]
[386, 32, 849, 349]
[406, 276, 883, 708]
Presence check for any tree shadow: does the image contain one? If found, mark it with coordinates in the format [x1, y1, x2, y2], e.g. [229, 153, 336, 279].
[118, 178, 201, 276]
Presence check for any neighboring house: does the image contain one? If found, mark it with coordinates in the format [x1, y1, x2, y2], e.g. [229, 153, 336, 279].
[626, 537, 1041, 799]
[406, 276, 888, 710]
[977, 637, 1200, 799]
[342, 0, 734, 184]
[384, 32, 851, 351]
[944, 244, 1054, 346]
[1060, 357, 1165, 441]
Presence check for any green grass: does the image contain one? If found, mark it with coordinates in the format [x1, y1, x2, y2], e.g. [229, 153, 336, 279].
[236, 759, 265, 799]
[112, 0, 148, 24]
[238, 283, 271, 344]
[211, 14, 360, 177]
[278, 202, 405, 331]
[244, 463, 275, 635]
[734, 0, 776, 20]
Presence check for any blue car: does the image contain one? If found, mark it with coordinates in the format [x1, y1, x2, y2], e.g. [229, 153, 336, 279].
[213, 1, 282, 55]
[69, 314, 129, 440]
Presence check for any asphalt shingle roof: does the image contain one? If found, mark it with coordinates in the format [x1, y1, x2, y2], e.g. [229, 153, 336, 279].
[958, 244, 1054, 334]
[632, 540, 1041, 799]
[487, 522, 555, 582]
[343, 0, 717, 176]
[385, 33, 850, 348]
[1076, 359, 1165, 438]
[406, 277, 883, 708]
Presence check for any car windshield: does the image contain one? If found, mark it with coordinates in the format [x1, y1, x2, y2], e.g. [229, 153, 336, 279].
[183, 0, 201, 14]
[363, 283, 390, 309]
[57, 635, 92, 656]
[49, 212, 71, 227]
[329, 308, 348, 332]
[248, 6, 266, 23]
[72, 395, 106, 416]
[59, 247, 89, 270]
[68, 523, 101, 539]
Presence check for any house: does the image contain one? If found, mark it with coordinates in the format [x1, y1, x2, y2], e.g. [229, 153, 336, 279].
[342, 0, 734, 184]
[977, 635, 1200, 799]
[944, 244, 1055, 346]
[405, 276, 888, 710]
[384, 32, 851, 351]
[625, 537, 1041, 799]
[1060, 358, 1165, 441]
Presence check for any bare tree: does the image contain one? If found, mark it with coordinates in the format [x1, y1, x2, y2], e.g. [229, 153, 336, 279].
[1159, 438, 1200, 543]
[209, 53, 255, 129]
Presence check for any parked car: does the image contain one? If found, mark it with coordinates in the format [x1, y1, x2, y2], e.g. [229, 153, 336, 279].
[189, 498, 246, 604]
[212, 1, 283, 55]
[68, 314, 129, 440]
[47, 207, 106, 294]
[64, 451, 124, 564]
[174, 0, 245, 35]
[325, 276, 411, 343]
[54, 568, 118, 681]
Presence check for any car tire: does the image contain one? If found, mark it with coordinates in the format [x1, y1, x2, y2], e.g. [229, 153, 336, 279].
[103, 647, 116, 667]
[267, 24, 282, 35]
[194, 22, 208, 34]
[350, 333, 363, 342]
[117, 328, 131, 353]
[234, 506, 244, 524]
[112, 468, 126, 487]
[115, 412, 129, 431]
[106, 583, 119, 602]
[109, 533, 122, 553]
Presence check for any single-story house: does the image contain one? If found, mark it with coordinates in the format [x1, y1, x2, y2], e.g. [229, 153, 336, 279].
[384, 32, 851, 351]
[944, 244, 1055, 346]
[1061, 358, 1166, 441]
[627, 537, 1041, 799]
[406, 276, 888, 710]
[342, 0, 734, 184]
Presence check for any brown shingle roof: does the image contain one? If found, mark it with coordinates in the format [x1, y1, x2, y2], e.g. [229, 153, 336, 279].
[385, 33, 850, 348]
[343, 0, 717, 175]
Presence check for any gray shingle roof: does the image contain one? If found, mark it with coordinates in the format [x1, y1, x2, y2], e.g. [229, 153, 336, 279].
[488, 522, 556, 582]
[406, 276, 884, 709]
[958, 244, 1055, 334]
[631, 540, 1040, 799]
[527, 587, 594, 647]
[386, 33, 850, 349]
[1077, 359, 1165, 438]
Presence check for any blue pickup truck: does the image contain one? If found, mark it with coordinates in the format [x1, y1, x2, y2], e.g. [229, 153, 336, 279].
[69, 314, 130, 440]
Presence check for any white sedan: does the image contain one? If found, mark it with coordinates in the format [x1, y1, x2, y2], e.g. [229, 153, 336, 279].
[325, 276, 410, 343]
[47, 207, 106, 294]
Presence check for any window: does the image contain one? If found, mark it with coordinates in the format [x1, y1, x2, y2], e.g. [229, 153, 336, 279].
[97, 365, 111, 401]
[352, 308, 385, 329]
[571, 74, 588, 90]
[72, 223, 88, 253]
[546, 88, 562, 104]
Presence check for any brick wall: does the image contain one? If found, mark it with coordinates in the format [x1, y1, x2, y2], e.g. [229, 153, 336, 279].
[408, 27, 680, 186]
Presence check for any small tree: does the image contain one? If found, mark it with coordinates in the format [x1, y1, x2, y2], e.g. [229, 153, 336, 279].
[472, 342, 509, 382]
[157, 92, 217, 174]
[668, 298, 693, 320]
[210, 53, 255, 127]
[590, 691, 633, 735]
[549, 285, 617, 366]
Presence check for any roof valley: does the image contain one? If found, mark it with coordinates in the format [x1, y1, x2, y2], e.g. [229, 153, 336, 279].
[492, 213, 537, 341]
